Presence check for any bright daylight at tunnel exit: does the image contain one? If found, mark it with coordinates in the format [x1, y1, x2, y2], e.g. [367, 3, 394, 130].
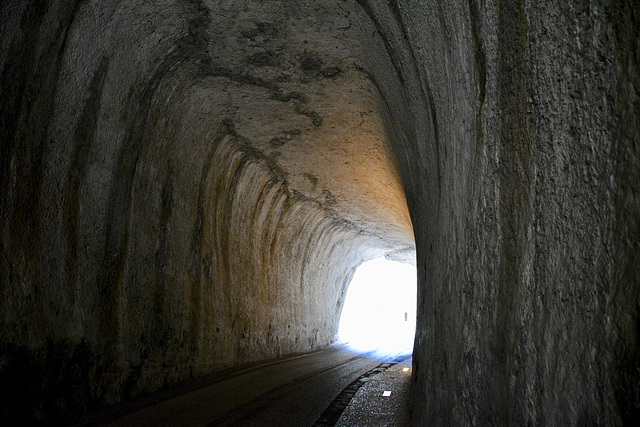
[337, 256, 417, 360]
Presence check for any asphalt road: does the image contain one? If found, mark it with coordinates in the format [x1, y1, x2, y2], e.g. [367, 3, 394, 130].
[77, 346, 381, 426]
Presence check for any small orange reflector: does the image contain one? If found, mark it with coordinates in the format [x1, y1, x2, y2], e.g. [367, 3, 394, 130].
[402, 368, 409, 372]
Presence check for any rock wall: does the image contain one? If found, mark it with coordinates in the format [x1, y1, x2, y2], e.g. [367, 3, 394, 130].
[0, 1, 413, 422]
[356, 0, 639, 424]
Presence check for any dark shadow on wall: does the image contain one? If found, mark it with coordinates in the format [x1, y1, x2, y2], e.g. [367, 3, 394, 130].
[614, 312, 640, 425]
[0, 340, 98, 424]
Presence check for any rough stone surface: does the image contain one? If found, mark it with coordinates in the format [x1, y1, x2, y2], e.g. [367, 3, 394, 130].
[373, 2, 640, 424]
[0, 1, 413, 422]
[1, 0, 639, 425]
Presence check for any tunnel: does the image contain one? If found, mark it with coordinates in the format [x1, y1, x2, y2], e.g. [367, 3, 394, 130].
[1, 0, 639, 425]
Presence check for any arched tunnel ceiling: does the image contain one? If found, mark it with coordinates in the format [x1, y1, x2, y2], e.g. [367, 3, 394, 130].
[1, 0, 418, 419]
[76, 0, 416, 250]
[2, 0, 640, 425]
[195, 0, 415, 249]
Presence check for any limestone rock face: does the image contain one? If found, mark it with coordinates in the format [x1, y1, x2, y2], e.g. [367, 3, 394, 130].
[377, 2, 640, 424]
[1, 0, 639, 424]
[0, 1, 413, 420]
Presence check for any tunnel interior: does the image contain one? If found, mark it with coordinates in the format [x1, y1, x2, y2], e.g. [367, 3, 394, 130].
[1, 0, 639, 424]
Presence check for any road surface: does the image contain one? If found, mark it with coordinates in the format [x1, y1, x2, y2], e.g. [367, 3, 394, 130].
[76, 346, 382, 426]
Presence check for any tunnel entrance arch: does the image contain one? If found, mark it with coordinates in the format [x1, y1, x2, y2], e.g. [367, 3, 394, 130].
[338, 256, 416, 360]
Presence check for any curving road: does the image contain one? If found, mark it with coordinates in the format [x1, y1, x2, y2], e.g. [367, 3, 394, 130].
[77, 346, 382, 426]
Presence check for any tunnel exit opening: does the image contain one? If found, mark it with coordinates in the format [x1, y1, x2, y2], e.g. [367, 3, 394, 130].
[338, 256, 416, 360]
